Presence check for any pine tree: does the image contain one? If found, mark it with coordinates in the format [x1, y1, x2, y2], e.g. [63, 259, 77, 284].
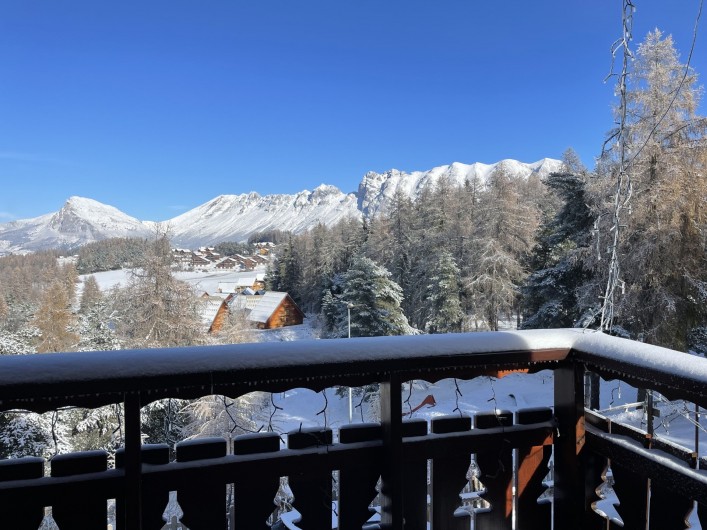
[269, 235, 299, 294]
[115, 229, 204, 348]
[335, 256, 413, 337]
[77, 301, 121, 352]
[79, 275, 102, 314]
[0, 412, 54, 459]
[423, 251, 464, 333]
[0, 289, 7, 324]
[68, 405, 124, 452]
[466, 239, 525, 331]
[522, 171, 594, 329]
[467, 164, 541, 329]
[0, 326, 39, 355]
[141, 398, 187, 453]
[320, 288, 345, 337]
[33, 280, 78, 353]
[180, 392, 268, 440]
[60, 262, 79, 302]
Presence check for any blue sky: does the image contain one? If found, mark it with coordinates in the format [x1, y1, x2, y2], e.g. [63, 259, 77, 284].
[0, 1, 704, 222]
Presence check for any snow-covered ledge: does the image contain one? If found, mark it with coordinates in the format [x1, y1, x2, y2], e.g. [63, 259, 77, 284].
[1, 328, 706, 530]
[0, 328, 704, 411]
[570, 330, 707, 405]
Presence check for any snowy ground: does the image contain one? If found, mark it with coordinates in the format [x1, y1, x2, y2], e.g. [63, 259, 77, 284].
[265, 371, 555, 435]
[83, 267, 268, 294]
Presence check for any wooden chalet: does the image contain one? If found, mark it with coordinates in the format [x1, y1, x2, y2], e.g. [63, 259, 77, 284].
[215, 257, 241, 270]
[253, 242, 274, 255]
[250, 254, 269, 265]
[172, 249, 193, 268]
[233, 255, 257, 271]
[253, 273, 266, 291]
[202, 291, 302, 332]
[229, 290, 263, 312]
[200, 295, 231, 333]
[247, 291, 304, 329]
[191, 254, 211, 270]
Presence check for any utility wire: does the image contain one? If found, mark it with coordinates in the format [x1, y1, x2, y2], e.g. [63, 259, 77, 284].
[600, 0, 635, 332]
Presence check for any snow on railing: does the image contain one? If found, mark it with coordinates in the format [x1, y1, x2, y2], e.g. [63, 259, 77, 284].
[0, 330, 706, 529]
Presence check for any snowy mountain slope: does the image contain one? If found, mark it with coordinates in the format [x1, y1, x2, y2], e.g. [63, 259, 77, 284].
[0, 196, 152, 254]
[167, 185, 360, 248]
[0, 158, 562, 253]
[358, 158, 563, 217]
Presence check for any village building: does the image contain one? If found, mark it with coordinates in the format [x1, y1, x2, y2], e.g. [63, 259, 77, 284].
[233, 255, 257, 271]
[229, 290, 264, 312]
[247, 291, 304, 329]
[191, 254, 212, 270]
[217, 275, 266, 294]
[203, 291, 303, 332]
[200, 294, 232, 333]
[215, 257, 241, 270]
[172, 249, 193, 269]
[253, 242, 275, 255]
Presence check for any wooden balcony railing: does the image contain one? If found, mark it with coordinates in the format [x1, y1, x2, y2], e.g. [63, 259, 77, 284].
[1, 329, 706, 529]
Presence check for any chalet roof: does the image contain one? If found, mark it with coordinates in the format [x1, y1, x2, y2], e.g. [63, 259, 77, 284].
[248, 292, 290, 324]
[209, 292, 230, 300]
[229, 293, 263, 311]
[200, 297, 225, 326]
[237, 277, 256, 287]
[217, 282, 238, 293]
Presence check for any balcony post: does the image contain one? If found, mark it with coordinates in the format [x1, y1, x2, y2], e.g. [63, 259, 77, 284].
[124, 393, 142, 529]
[380, 372, 404, 530]
[553, 361, 587, 528]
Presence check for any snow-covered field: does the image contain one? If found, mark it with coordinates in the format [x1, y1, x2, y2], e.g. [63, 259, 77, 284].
[84, 267, 268, 294]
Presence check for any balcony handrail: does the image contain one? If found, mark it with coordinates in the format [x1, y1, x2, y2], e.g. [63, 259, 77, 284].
[0, 329, 579, 412]
[2, 329, 707, 529]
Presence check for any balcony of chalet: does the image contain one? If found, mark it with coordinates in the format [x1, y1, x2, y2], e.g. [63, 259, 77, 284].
[1, 329, 706, 529]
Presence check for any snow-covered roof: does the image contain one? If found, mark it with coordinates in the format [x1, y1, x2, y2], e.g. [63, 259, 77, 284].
[200, 297, 225, 326]
[229, 294, 263, 312]
[248, 292, 289, 324]
[208, 292, 230, 300]
[217, 282, 238, 293]
[237, 277, 256, 287]
[1, 329, 702, 412]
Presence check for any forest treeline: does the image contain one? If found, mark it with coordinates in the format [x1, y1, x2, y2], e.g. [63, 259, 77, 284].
[269, 30, 706, 353]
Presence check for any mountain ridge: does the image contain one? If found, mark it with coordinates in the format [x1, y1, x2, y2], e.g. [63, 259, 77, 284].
[0, 158, 563, 254]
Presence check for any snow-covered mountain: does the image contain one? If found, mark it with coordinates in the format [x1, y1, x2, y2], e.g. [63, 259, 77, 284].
[0, 158, 562, 253]
[0, 196, 153, 254]
[358, 158, 563, 217]
[167, 185, 359, 248]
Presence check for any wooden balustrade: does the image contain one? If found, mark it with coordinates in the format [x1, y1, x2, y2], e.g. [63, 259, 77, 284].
[0, 329, 705, 529]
